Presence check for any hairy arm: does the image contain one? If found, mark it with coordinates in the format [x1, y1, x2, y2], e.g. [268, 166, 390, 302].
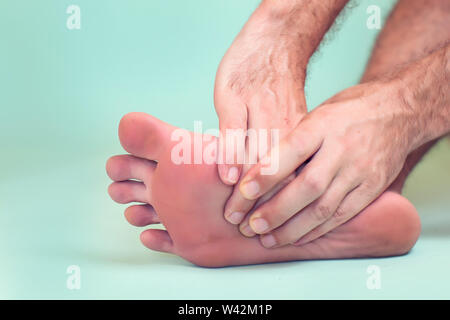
[259, 0, 350, 57]
[218, 0, 351, 225]
[236, 42, 450, 247]
[222, 0, 350, 93]
[400, 43, 450, 150]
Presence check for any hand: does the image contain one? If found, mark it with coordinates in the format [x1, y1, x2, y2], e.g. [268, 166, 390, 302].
[214, 3, 308, 224]
[236, 80, 417, 247]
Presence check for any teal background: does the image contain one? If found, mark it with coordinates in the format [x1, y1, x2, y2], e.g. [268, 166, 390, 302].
[1, 0, 449, 299]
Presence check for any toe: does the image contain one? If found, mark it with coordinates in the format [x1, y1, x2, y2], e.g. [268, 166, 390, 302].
[140, 229, 174, 254]
[125, 204, 160, 226]
[106, 154, 156, 184]
[108, 181, 149, 204]
[118, 112, 172, 161]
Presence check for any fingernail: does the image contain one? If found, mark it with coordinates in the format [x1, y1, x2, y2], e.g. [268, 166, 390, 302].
[250, 218, 269, 234]
[260, 234, 277, 248]
[226, 211, 244, 224]
[240, 180, 260, 199]
[227, 167, 239, 183]
[240, 224, 256, 237]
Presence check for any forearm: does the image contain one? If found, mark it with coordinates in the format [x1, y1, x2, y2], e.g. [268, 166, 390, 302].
[398, 43, 450, 150]
[258, 0, 349, 57]
[239, 0, 349, 70]
[363, 0, 450, 82]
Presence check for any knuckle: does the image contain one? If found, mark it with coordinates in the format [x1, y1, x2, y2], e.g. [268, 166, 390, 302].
[287, 131, 307, 157]
[313, 204, 333, 221]
[359, 182, 382, 199]
[369, 173, 382, 186]
[353, 159, 370, 173]
[333, 206, 348, 220]
[365, 169, 387, 188]
[304, 174, 326, 194]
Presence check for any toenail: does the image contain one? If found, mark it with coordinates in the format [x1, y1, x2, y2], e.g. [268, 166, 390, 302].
[260, 234, 277, 248]
[240, 224, 256, 237]
[227, 167, 239, 184]
[240, 180, 260, 199]
[250, 218, 269, 234]
[226, 211, 244, 224]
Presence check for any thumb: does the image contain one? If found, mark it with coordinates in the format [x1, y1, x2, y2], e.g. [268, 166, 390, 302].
[216, 103, 247, 185]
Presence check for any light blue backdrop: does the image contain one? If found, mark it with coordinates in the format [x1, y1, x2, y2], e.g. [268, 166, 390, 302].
[0, 0, 449, 299]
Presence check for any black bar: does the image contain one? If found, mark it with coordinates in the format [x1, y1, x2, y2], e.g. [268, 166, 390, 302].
[1, 300, 449, 318]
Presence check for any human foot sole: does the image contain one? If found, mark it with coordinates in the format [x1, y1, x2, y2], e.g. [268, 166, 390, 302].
[107, 112, 421, 267]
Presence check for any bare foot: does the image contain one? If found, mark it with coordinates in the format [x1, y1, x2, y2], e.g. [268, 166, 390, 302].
[106, 112, 421, 267]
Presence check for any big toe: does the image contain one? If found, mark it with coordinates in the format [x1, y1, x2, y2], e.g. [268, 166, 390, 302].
[118, 112, 172, 161]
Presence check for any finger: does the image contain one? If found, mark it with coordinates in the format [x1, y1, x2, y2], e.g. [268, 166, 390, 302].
[224, 186, 256, 225]
[237, 173, 296, 237]
[140, 229, 174, 254]
[238, 213, 257, 237]
[108, 181, 149, 204]
[124, 204, 160, 227]
[222, 104, 285, 224]
[261, 174, 360, 248]
[106, 154, 156, 184]
[239, 122, 322, 200]
[254, 173, 297, 208]
[216, 99, 248, 185]
[247, 147, 339, 234]
[294, 183, 381, 245]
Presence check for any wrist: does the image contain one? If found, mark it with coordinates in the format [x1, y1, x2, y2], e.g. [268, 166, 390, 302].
[388, 78, 423, 154]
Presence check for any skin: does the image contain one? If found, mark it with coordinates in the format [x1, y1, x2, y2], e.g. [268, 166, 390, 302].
[362, 0, 450, 195]
[104, 0, 445, 267]
[225, 0, 450, 248]
[106, 112, 420, 267]
[215, 0, 349, 225]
